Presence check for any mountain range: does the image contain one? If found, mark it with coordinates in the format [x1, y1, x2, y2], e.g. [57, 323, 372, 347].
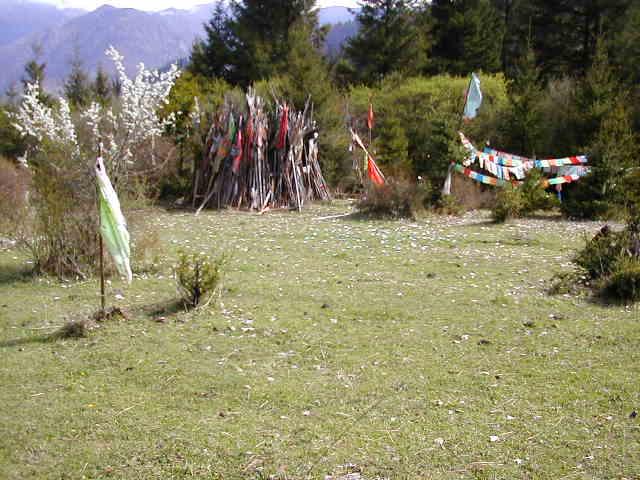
[0, 0, 357, 95]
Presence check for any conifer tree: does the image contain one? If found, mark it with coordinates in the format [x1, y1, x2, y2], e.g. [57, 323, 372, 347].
[502, 43, 543, 155]
[64, 50, 91, 109]
[21, 43, 52, 105]
[92, 64, 112, 107]
[190, 0, 318, 86]
[429, 0, 503, 75]
[343, 0, 423, 85]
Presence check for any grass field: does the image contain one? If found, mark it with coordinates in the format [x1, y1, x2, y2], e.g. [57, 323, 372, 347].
[1, 201, 638, 479]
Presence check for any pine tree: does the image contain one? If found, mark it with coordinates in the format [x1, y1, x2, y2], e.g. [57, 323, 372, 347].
[189, 3, 237, 82]
[283, 20, 346, 183]
[343, 0, 423, 85]
[514, 0, 632, 78]
[21, 43, 52, 105]
[502, 44, 544, 155]
[63, 50, 91, 109]
[429, 0, 503, 75]
[189, 0, 318, 86]
[92, 64, 112, 106]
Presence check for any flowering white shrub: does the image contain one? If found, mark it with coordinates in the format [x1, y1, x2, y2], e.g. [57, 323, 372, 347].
[13, 46, 180, 178]
[13, 83, 79, 156]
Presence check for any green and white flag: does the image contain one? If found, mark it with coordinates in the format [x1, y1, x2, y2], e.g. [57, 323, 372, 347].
[95, 157, 132, 284]
[463, 72, 483, 120]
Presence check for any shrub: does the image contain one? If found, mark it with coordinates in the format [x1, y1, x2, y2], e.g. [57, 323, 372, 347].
[436, 193, 464, 216]
[492, 170, 559, 223]
[570, 216, 640, 303]
[599, 257, 640, 302]
[15, 146, 99, 279]
[520, 169, 559, 213]
[356, 179, 428, 219]
[0, 156, 29, 235]
[175, 250, 225, 308]
[574, 226, 630, 279]
[492, 186, 524, 223]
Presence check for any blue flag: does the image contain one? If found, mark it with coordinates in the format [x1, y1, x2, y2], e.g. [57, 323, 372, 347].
[463, 73, 483, 120]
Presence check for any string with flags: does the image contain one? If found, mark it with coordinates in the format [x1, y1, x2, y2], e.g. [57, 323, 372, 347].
[454, 131, 590, 190]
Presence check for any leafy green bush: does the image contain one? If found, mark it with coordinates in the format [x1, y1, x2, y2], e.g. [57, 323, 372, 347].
[574, 226, 630, 279]
[492, 170, 558, 223]
[356, 180, 429, 220]
[175, 250, 225, 308]
[570, 216, 640, 302]
[520, 169, 559, 212]
[599, 257, 640, 302]
[492, 186, 524, 223]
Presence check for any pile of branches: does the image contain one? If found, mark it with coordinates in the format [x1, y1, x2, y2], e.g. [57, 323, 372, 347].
[192, 89, 330, 212]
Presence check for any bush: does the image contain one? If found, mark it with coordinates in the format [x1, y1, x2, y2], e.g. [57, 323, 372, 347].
[492, 170, 559, 223]
[520, 169, 560, 213]
[436, 193, 464, 216]
[175, 250, 225, 308]
[492, 186, 524, 223]
[16, 146, 99, 278]
[356, 179, 429, 219]
[0, 156, 29, 235]
[574, 226, 630, 279]
[570, 216, 640, 302]
[599, 257, 640, 302]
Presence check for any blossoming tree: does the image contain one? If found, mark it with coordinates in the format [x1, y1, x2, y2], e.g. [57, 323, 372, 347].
[10, 47, 180, 277]
[14, 46, 180, 181]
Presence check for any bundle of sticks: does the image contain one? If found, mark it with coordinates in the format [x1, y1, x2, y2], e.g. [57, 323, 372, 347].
[192, 89, 330, 213]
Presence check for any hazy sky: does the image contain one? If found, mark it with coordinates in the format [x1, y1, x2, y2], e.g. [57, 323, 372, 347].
[38, 0, 359, 11]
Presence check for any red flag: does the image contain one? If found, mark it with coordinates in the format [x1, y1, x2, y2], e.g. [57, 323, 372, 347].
[367, 155, 385, 186]
[367, 103, 374, 130]
[232, 128, 243, 173]
[276, 105, 289, 150]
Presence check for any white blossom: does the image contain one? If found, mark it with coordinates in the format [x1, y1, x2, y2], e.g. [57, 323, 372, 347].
[13, 46, 181, 177]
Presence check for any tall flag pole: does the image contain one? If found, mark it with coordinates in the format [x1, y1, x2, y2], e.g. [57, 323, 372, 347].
[367, 100, 374, 147]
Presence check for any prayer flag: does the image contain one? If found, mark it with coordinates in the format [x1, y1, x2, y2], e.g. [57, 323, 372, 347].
[367, 103, 375, 130]
[463, 73, 483, 120]
[95, 157, 132, 284]
[276, 105, 289, 150]
[367, 155, 385, 186]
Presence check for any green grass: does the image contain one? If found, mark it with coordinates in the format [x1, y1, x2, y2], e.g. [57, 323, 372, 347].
[1, 201, 639, 479]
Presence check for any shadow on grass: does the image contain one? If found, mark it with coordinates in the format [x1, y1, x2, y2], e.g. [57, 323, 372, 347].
[141, 298, 189, 320]
[0, 321, 87, 348]
[0, 263, 36, 286]
[0, 333, 53, 348]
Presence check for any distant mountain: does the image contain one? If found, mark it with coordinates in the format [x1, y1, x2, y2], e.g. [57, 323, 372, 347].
[0, 0, 84, 47]
[0, 2, 357, 95]
[325, 20, 358, 58]
[0, 2, 218, 93]
[318, 6, 356, 26]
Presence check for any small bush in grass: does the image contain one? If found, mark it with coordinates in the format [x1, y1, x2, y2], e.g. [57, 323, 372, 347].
[599, 257, 640, 302]
[436, 194, 464, 216]
[356, 179, 428, 219]
[175, 251, 225, 308]
[567, 215, 640, 302]
[492, 170, 559, 223]
[574, 226, 630, 279]
[492, 185, 524, 223]
[54, 321, 87, 339]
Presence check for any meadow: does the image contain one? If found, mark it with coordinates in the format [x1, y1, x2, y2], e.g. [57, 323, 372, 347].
[1, 201, 638, 479]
